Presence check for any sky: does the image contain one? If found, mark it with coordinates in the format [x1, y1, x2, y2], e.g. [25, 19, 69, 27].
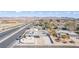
[0, 11, 79, 18]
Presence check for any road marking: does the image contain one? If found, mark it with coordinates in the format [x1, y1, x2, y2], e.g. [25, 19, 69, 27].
[0, 25, 27, 43]
[0, 25, 22, 34]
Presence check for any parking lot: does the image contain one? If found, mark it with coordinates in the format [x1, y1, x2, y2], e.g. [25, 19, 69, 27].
[13, 26, 53, 47]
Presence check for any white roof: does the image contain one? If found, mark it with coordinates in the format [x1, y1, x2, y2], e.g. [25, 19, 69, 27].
[57, 30, 78, 35]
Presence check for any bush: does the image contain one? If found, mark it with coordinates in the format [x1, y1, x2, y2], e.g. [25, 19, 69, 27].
[51, 30, 57, 37]
[61, 35, 67, 39]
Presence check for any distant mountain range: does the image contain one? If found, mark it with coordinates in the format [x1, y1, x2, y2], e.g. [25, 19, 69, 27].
[0, 17, 78, 20]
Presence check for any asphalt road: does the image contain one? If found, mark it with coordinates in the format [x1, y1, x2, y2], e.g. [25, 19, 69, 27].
[0, 25, 28, 48]
[0, 25, 24, 39]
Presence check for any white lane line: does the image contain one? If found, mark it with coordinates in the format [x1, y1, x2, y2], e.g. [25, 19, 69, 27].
[0, 25, 22, 33]
[0, 25, 27, 43]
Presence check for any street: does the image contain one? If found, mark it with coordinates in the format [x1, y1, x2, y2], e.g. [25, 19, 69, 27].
[0, 24, 29, 48]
